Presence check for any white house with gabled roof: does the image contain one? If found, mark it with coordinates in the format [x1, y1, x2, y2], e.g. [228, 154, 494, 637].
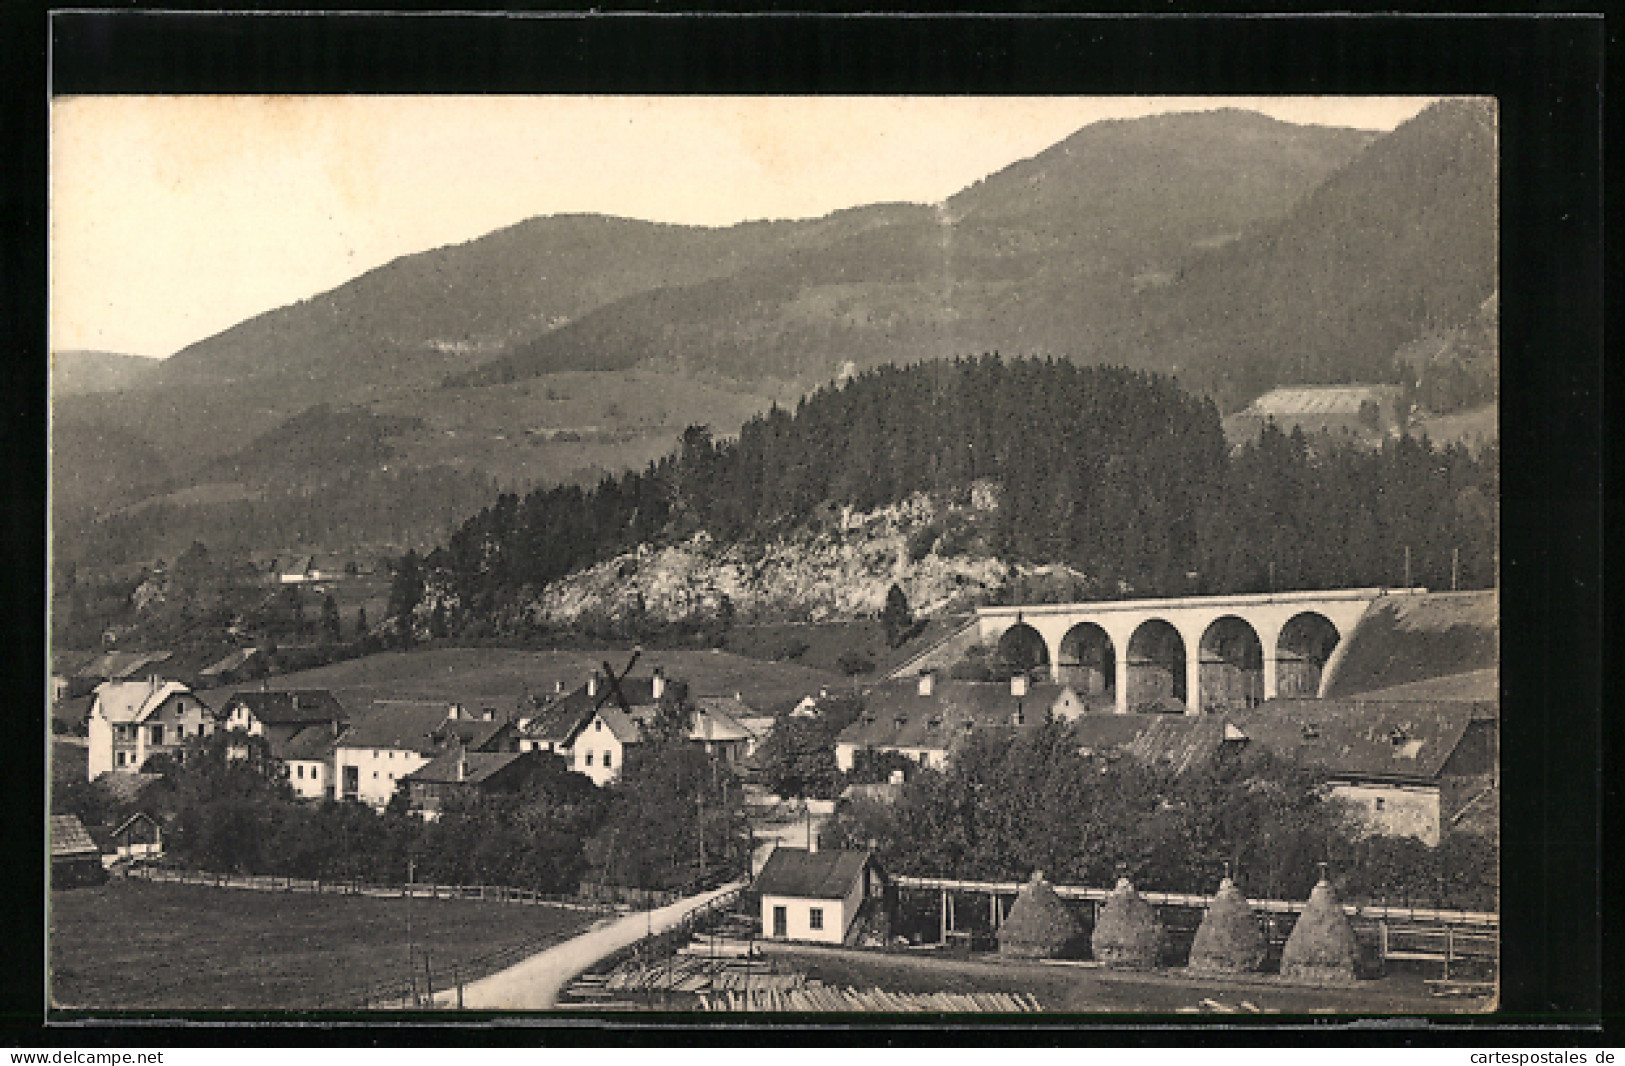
[87, 678, 214, 779]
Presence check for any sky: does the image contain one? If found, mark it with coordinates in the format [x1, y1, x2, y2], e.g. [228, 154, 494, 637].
[50, 96, 1436, 358]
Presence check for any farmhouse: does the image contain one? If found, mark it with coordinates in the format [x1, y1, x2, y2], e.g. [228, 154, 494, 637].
[64, 650, 175, 700]
[332, 704, 455, 809]
[833, 674, 1083, 772]
[755, 847, 886, 945]
[87, 678, 214, 779]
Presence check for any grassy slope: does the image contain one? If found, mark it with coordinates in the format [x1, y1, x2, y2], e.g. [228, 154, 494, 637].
[49, 879, 595, 1010]
[724, 616, 972, 679]
[194, 646, 844, 718]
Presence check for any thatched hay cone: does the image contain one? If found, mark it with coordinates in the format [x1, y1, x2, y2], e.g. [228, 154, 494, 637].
[1279, 878, 1359, 985]
[998, 870, 1084, 959]
[1090, 876, 1165, 968]
[1188, 878, 1266, 974]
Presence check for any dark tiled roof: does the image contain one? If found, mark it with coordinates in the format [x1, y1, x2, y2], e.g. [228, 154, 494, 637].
[434, 719, 515, 752]
[50, 814, 101, 858]
[338, 705, 453, 753]
[754, 848, 875, 900]
[224, 689, 347, 725]
[404, 750, 530, 786]
[76, 651, 174, 680]
[521, 699, 594, 744]
[273, 723, 338, 762]
[1230, 699, 1480, 782]
[837, 680, 1065, 751]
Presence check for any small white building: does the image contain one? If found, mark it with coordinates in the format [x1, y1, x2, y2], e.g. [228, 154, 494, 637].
[754, 847, 886, 945]
[86, 679, 213, 778]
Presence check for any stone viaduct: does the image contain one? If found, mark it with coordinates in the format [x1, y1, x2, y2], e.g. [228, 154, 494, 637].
[975, 587, 1427, 716]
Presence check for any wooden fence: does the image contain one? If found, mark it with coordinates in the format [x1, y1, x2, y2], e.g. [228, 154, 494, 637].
[119, 864, 617, 913]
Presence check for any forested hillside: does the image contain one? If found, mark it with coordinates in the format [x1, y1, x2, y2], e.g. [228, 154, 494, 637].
[407, 357, 1497, 639]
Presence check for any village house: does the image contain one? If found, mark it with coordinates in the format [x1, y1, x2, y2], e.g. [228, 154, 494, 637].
[62, 650, 175, 701]
[755, 846, 887, 945]
[332, 703, 456, 809]
[1066, 694, 1497, 847]
[330, 701, 522, 809]
[401, 746, 553, 820]
[536, 670, 767, 786]
[277, 725, 340, 801]
[833, 673, 1085, 772]
[86, 678, 214, 779]
[219, 689, 348, 745]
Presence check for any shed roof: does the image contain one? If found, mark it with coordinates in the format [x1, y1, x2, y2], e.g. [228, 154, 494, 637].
[50, 814, 101, 859]
[199, 648, 259, 678]
[91, 680, 195, 725]
[754, 848, 875, 900]
[76, 650, 174, 680]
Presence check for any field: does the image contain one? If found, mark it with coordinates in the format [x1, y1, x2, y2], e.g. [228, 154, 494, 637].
[724, 616, 972, 680]
[192, 645, 844, 718]
[49, 879, 598, 1011]
[759, 943, 1485, 1015]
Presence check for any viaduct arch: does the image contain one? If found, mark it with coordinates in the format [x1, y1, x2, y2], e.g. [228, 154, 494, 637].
[975, 588, 1424, 716]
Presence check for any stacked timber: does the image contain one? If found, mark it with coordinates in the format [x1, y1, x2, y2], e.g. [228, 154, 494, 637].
[998, 870, 1085, 959]
[1279, 878, 1359, 985]
[1187, 878, 1267, 974]
[1091, 876, 1166, 968]
[698, 986, 1043, 1012]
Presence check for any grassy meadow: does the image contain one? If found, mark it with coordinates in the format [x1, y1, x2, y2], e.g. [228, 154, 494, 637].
[49, 878, 597, 1011]
[193, 645, 844, 718]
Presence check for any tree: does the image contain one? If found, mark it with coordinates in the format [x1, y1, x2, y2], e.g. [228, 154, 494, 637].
[321, 594, 342, 643]
[881, 583, 914, 648]
[388, 550, 424, 642]
[757, 718, 841, 801]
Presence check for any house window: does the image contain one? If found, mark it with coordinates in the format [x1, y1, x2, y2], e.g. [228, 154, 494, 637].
[603, 750, 612, 769]
[150, 725, 164, 746]
[116, 751, 126, 767]
[595, 720, 603, 732]
[1374, 798, 1386, 812]
[297, 765, 304, 779]
[585, 751, 594, 767]
[809, 908, 824, 931]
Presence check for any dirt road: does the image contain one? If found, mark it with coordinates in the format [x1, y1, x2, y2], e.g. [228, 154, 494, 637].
[440, 881, 744, 1010]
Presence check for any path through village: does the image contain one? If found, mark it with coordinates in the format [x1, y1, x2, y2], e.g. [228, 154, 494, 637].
[439, 880, 744, 1009]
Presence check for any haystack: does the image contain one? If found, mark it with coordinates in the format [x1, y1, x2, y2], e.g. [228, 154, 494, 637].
[998, 870, 1084, 959]
[1090, 876, 1165, 968]
[1279, 878, 1359, 984]
[1187, 878, 1266, 974]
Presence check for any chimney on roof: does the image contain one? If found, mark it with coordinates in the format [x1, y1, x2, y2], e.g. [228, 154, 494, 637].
[555, 680, 564, 694]
[917, 673, 934, 697]
[652, 669, 665, 700]
[819, 688, 828, 699]
[456, 740, 467, 782]
[587, 676, 598, 698]
[1010, 674, 1028, 698]
[482, 707, 494, 722]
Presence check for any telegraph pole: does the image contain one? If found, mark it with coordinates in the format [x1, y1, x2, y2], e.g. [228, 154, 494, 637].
[1403, 545, 1412, 588]
[1452, 547, 1460, 591]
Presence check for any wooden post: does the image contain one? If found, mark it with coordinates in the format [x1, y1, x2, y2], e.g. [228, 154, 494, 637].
[424, 952, 433, 1003]
[940, 888, 948, 944]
